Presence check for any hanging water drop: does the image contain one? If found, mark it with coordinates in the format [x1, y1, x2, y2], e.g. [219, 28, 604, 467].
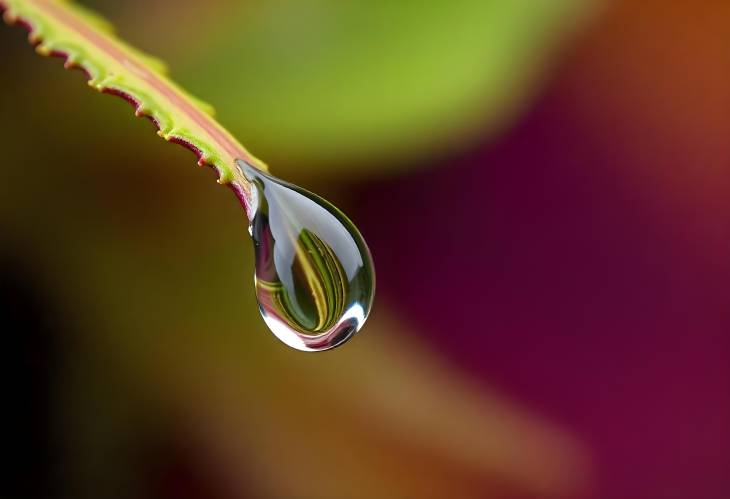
[235, 160, 375, 352]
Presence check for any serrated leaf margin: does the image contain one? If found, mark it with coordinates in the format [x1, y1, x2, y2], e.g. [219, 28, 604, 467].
[1, 0, 264, 212]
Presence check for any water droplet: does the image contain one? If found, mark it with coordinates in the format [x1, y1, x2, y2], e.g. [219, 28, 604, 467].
[236, 160, 375, 352]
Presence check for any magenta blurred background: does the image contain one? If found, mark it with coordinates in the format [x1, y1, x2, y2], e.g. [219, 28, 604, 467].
[358, 2, 730, 497]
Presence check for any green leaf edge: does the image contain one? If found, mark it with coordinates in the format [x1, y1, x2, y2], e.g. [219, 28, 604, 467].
[0, 0, 266, 190]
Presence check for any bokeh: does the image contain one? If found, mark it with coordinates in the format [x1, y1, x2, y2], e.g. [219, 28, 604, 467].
[2, 1, 729, 498]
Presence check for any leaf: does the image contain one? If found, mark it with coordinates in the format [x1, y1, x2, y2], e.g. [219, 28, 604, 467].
[0, 0, 265, 192]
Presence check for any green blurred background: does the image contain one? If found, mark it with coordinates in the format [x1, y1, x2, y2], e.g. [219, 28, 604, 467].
[2, 1, 729, 498]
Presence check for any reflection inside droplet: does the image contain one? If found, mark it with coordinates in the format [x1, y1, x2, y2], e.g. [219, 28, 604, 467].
[236, 160, 375, 352]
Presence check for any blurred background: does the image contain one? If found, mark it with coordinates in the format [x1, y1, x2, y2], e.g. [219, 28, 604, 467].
[1, 1, 729, 498]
